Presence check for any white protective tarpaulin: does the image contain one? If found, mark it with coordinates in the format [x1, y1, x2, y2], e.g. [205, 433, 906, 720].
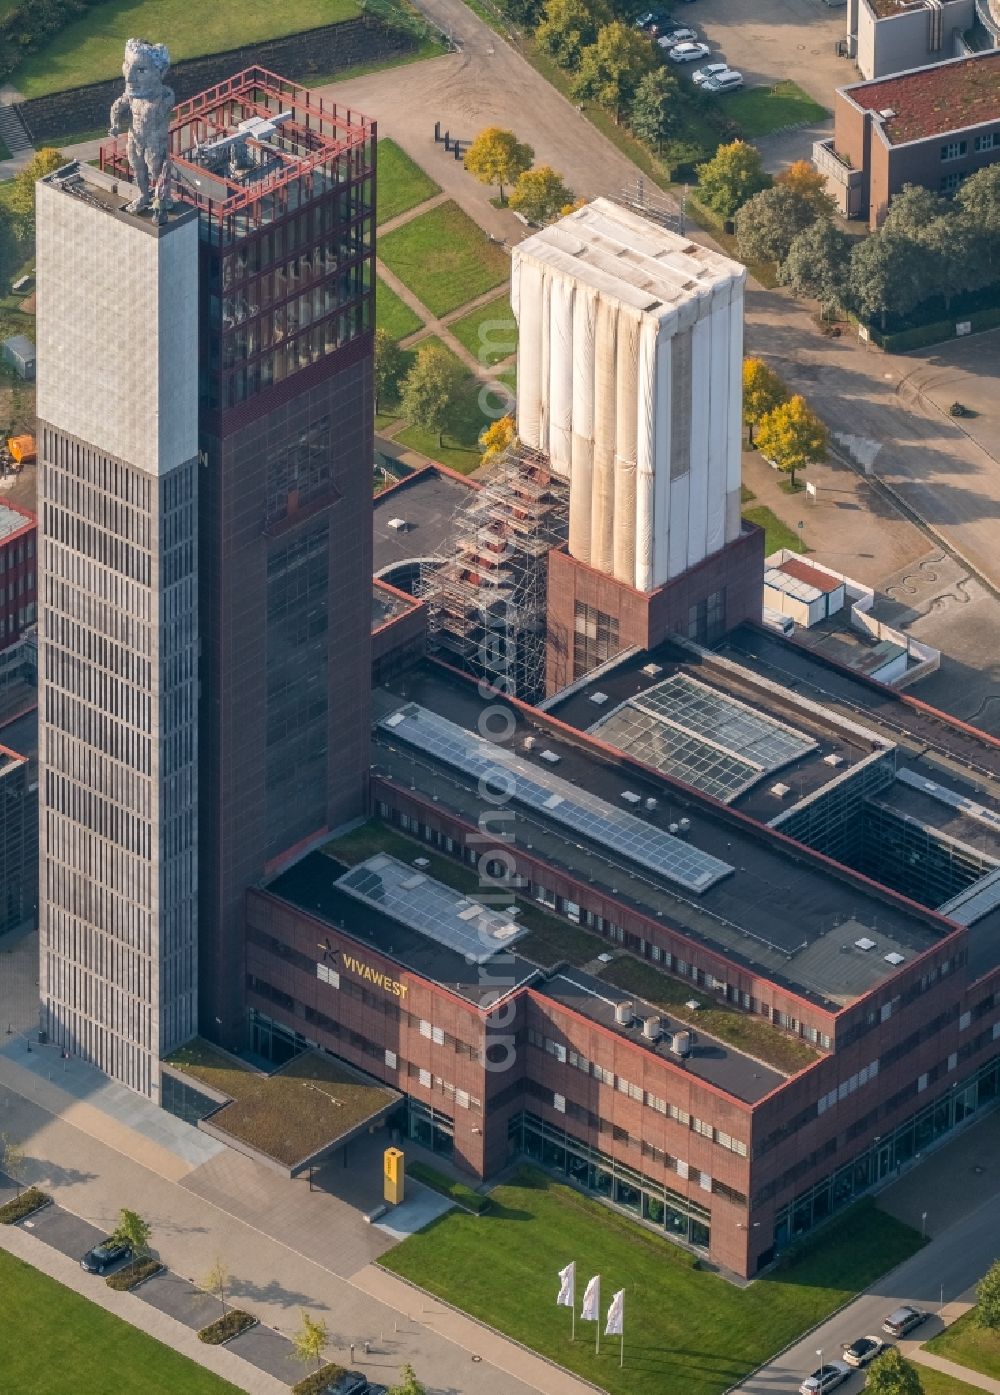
[548, 273, 574, 477]
[613, 309, 640, 584]
[591, 297, 618, 574]
[569, 284, 597, 562]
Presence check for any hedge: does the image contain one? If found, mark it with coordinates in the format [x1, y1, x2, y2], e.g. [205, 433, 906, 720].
[0, 1187, 51, 1224]
[876, 303, 1000, 353]
[292, 1363, 350, 1395]
[105, 1258, 164, 1292]
[197, 1309, 256, 1344]
[407, 1161, 491, 1213]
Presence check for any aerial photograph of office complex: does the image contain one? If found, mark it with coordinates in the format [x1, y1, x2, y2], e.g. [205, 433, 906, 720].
[1, 0, 1000, 1391]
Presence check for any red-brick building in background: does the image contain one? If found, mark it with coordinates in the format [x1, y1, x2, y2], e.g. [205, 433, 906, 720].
[0, 501, 37, 650]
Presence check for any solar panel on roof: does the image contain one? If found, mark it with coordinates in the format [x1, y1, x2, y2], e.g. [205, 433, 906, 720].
[589, 672, 817, 803]
[377, 704, 734, 895]
[337, 854, 529, 964]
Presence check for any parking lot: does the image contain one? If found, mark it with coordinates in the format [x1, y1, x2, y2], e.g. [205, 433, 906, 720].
[688, 0, 852, 109]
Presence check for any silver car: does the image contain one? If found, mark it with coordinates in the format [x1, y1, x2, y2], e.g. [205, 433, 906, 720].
[691, 62, 731, 85]
[798, 1361, 851, 1395]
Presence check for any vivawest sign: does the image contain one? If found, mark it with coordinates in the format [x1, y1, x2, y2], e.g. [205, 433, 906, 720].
[316, 939, 408, 999]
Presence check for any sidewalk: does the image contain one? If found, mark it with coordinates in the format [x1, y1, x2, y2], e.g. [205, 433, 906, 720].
[0, 1221, 288, 1395]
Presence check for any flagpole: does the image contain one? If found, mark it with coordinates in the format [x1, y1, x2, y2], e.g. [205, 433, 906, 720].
[596, 1318, 600, 1357]
[572, 1303, 575, 1342]
[620, 1328, 624, 1368]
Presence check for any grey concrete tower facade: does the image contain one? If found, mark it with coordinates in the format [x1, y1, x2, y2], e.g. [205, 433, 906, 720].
[35, 165, 200, 1097]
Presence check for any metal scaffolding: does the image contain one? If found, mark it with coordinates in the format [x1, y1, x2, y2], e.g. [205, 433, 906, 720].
[419, 445, 568, 703]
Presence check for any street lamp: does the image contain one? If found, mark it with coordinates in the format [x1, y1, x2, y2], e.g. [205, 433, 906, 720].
[921, 1210, 928, 1237]
[816, 1347, 823, 1373]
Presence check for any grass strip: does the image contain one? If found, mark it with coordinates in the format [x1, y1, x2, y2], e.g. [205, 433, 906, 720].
[378, 200, 509, 319]
[408, 1161, 491, 1212]
[926, 1310, 1000, 1383]
[0, 1187, 50, 1224]
[198, 1310, 256, 1345]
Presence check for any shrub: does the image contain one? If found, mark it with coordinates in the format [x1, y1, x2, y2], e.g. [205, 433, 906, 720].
[105, 1258, 164, 1292]
[292, 1364, 350, 1395]
[408, 1161, 491, 1213]
[0, 1186, 50, 1224]
[198, 1309, 256, 1345]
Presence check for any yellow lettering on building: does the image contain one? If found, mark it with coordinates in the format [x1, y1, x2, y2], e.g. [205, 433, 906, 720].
[342, 953, 408, 998]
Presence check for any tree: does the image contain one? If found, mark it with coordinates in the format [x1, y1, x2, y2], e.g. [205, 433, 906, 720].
[976, 1258, 1000, 1329]
[733, 185, 821, 267]
[0, 1134, 26, 1198]
[201, 1256, 231, 1318]
[775, 160, 836, 219]
[388, 1364, 427, 1395]
[755, 394, 827, 487]
[864, 1348, 924, 1395]
[464, 127, 534, 205]
[957, 164, 1000, 236]
[572, 21, 653, 124]
[778, 219, 853, 317]
[509, 166, 575, 225]
[112, 1207, 152, 1259]
[374, 329, 405, 414]
[847, 231, 926, 331]
[480, 414, 516, 465]
[881, 181, 949, 239]
[629, 68, 681, 151]
[536, 0, 609, 68]
[9, 148, 65, 220]
[695, 141, 771, 220]
[742, 358, 787, 446]
[916, 213, 990, 310]
[292, 1310, 329, 1372]
[500, 0, 544, 27]
[400, 345, 465, 448]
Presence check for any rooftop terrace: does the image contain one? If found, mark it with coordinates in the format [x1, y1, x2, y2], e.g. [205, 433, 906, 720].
[843, 51, 1000, 145]
[372, 663, 948, 1010]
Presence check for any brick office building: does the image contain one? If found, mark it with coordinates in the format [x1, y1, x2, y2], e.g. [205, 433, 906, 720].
[242, 639, 1000, 1278]
[0, 502, 36, 651]
[815, 50, 1000, 224]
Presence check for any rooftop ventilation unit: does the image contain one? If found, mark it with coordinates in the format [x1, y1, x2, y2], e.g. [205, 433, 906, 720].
[855, 936, 877, 951]
[670, 1030, 692, 1058]
[668, 822, 680, 834]
[523, 735, 537, 751]
[645, 796, 658, 811]
[413, 857, 430, 868]
[685, 999, 701, 1012]
[621, 790, 641, 805]
[823, 753, 845, 767]
[884, 951, 905, 966]
[677, 817, 691, 834]
[877, 107, 896, 120]
[615, 1000, 634, 1027]
[642, 1014, 662, 1042]
[387, 517, 408, 531]
[590, 691, 609, 705]
[642, 664, 663, 678]
[539, 749, 561, 764]
[771, 782, 792, 798]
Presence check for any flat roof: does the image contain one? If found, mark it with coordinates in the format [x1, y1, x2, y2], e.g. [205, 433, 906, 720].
[265, 849, 540, 1009]
[873, 769, 1000, 866]
[775, 557, 843, 595]
[1, 335, 35, 360]
[546, 642, 885, 825]
[538, 968, 785, 1105]
[372, 582, 414, 631]
[372, 468, 475, 580]
[513, 197, 745, 324]
[791, 621, 907, 678]
[373, 663, 946, 1010]
[0, 502, 34, 544]
[842, 51, 1000, 144]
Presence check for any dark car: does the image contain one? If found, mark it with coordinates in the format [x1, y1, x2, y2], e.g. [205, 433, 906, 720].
[882, 1306, 927, 1338]
[635, 10, 671, 28]
[842, 1335, 885, 1368]
[80, 1239, 132, 1274]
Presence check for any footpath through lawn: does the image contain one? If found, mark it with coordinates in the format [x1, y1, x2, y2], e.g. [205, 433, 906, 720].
[0, 1249, 243, 1395]
[380, 1169, 924, 1395]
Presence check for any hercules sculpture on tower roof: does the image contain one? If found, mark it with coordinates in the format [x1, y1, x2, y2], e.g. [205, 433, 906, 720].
[109, 38, 173, 216]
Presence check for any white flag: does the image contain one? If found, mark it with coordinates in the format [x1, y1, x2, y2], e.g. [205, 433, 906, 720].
[581, 1273, 601, 1322]
[556, 1261, 576, 1309]
[605, 1288, 624, 1337]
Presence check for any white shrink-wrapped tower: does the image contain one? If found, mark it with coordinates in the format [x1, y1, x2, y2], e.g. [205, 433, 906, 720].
[511, 198, 746, 594]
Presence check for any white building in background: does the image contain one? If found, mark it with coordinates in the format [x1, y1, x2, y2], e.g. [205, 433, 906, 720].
[35, 162, 200, 1096]
[511, 198, 746, 595]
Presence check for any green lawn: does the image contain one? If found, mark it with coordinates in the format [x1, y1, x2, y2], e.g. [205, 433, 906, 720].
[0, 1250, 243, 1395]
[926, 1310, 1000, 1382]
[598, 955, 820, 1074]
[377, 138, 441, 226]
[742, 504, 807, 555]
[378, 200, 510, 319]
[377, 277, 423, 342]
[727, 81, 829, 138]
[449, 292, 517, 368]
[381, 1171, 924, 1395]
[10, 0, 361, 99]
[393, 334, 512, 474]
[919, 1367, 992, 1395]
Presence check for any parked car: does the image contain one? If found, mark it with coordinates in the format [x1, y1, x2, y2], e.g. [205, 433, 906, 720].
[701, 69, 744, 92]
[842, 1335, 885, 1368]
[666, 40, 711, 62]
[691, 61, 731, 84]
[882, 1306, 928, 1337]
[635, 9, 673, 29]
[656, 26, 697, 46]
[80, 1239, 132, 1274]
[798, 1362, 851, 1395]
